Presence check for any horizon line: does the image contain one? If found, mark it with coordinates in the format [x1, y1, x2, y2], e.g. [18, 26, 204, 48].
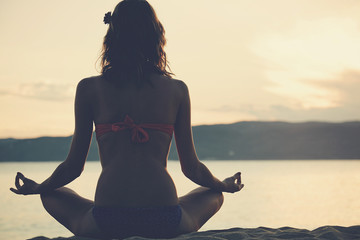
[1, 119, 360, 140]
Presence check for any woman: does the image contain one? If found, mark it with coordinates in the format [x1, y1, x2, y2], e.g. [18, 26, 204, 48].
[10, 0, 244, 239]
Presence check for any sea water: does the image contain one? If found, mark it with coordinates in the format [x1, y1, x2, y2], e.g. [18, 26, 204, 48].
[1, 160, 359, 240]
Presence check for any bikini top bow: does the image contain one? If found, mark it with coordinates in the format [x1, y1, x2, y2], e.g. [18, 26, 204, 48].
[111, 115, 149, 143]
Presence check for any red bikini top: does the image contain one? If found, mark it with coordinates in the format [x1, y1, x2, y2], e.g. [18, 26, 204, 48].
[95, 115, 174, 143]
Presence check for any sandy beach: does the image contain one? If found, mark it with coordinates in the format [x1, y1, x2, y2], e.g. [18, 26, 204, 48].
[28, 225, 360, 240]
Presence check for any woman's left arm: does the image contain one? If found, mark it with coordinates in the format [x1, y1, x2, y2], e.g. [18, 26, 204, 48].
[11, 79, 94, 195]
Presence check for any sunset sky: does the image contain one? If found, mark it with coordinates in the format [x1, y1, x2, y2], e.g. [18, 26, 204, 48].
[1, 0, 360, 138]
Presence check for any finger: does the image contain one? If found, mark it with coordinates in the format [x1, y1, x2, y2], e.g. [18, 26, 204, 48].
[17, 172, 30, 185]
[17, 172, 25, 180]
[229, 172, 240, 181]
[10, 187, 20, 194]
[234, 172, 241, 184]
[15, 173, 21, 189]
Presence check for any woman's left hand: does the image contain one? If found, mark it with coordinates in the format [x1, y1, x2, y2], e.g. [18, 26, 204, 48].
[10, 172, 40, 195]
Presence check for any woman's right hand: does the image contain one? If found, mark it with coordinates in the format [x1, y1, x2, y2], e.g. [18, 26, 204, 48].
[222, 172, 244, 193]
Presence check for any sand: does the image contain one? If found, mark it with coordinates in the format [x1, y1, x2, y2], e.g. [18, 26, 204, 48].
[28, 225, 360, 240]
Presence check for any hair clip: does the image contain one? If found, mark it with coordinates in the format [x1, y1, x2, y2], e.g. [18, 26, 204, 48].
[103, 12, 112, 25]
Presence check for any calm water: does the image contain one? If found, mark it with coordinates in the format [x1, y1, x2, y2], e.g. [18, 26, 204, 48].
[1, 160, 359, 240]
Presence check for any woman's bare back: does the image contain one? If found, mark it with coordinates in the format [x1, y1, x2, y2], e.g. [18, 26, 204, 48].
[86, 74, 186, 207]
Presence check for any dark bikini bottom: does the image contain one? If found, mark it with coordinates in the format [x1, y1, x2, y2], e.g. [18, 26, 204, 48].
[92, 205, 182, 239]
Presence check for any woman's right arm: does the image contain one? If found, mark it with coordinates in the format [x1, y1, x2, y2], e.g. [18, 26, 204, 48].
[10, 79, 94, 195]
[174, 81, 243, 193]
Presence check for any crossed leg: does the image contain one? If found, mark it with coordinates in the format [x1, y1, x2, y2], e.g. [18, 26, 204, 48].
[177, 187, 224, 235]
[40, 187, 102, 238]
[41, 186, 224, 238]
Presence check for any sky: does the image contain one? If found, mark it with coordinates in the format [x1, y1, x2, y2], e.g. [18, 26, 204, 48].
[1, 0, 360, 138]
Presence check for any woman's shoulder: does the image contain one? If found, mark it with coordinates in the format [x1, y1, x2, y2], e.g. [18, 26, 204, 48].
[76, 75, 104, 92]
[160, 78, 189, 102]
[171, 78, 187, 88]
[75, 76, 103, 100]
[78, 75, 102, 86]
[170, 78, 189, 97]
[156, 75, 188, 92]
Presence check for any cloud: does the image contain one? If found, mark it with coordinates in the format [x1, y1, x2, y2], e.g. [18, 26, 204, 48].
[0, 82, 75, 101]
[206, 68, 360, 123]
[251, 17, 360, 110]
[311, 69, 360, 107]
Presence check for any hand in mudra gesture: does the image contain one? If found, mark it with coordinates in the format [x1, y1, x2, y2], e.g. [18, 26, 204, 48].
[222, 172, 244, 193]
[10, 172, 40, 195]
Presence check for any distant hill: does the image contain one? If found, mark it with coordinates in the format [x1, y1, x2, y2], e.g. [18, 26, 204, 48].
[1, 121, 359, 162]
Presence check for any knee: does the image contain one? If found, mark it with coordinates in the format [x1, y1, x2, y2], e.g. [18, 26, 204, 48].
[216, 191, 224, 209]
[219, 192, 224, 204]
[40, 189, 59, 209]
[40, 187, 69, 205]
[40, 191, 49, 204]
[40, 191, 52, 210]
[210, 191, 224, 213]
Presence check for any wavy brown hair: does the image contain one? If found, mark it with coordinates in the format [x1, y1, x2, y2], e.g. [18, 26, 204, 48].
[100, 0, 172, 85]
